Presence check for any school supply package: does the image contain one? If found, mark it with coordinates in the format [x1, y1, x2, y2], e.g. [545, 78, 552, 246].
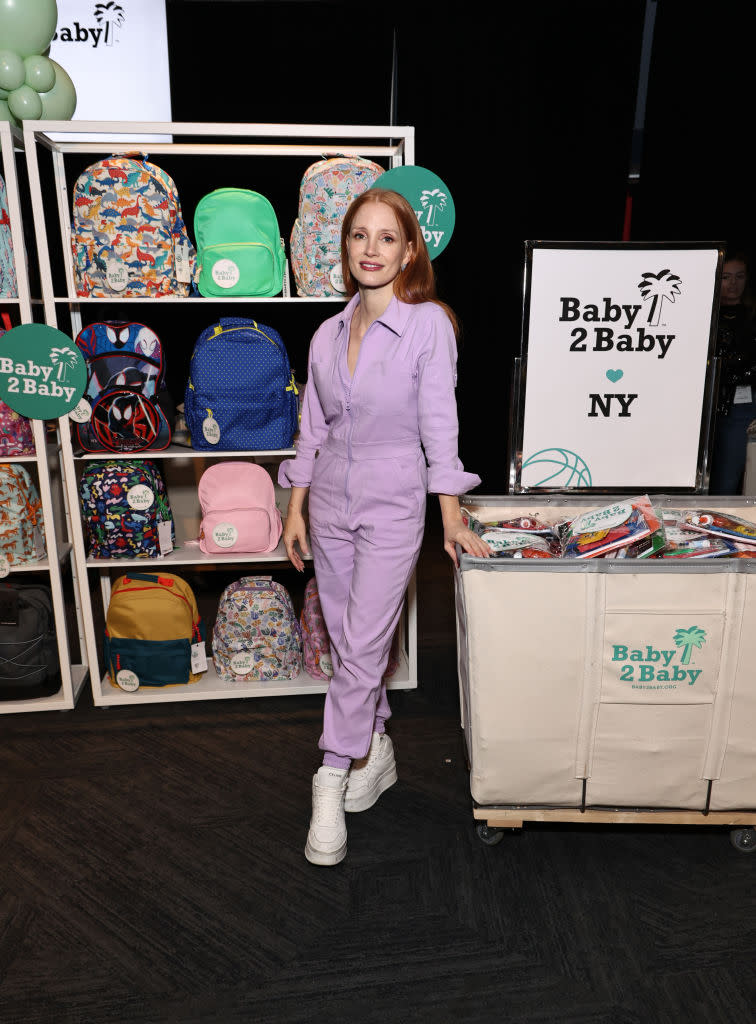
[289, 157, 384, 296]
[0, 582, 60, 700]
[104, 572, 205, 689]
[198, 462, 282, 555]
[73, 320, 173, 453]
[71, 155, 195, 297]
[212, 576, 302, 681]
[184, 317, 298, 451]
[194, 188, 286, 297]
[79, 459, 175, 559]
[0, 463, 46, 566]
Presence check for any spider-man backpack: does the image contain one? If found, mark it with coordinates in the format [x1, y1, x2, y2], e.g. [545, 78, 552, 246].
[73, 321, 174, 453]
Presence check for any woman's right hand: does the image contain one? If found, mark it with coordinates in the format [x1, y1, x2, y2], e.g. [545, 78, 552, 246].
[282, 506, 310, 572]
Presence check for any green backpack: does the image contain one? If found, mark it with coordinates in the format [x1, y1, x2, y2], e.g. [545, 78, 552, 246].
[194, 188, 286, 297]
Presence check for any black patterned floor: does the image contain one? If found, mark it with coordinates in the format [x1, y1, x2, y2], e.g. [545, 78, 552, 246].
[1, 523, 755, 1023]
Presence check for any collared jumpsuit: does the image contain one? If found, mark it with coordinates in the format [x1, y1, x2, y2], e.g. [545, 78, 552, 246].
[278, 294, 480, 763]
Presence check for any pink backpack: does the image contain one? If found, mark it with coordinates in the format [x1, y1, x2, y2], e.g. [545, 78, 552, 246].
[198, 461, 282, 555]
[0, 314, 35, 457]
[300, 576, 401, 681]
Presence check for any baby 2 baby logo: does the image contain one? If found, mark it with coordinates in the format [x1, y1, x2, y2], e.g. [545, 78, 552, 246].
[611, 625, 707, 689]
[559, 267, 682, 420]
[53, 2, 126, 48]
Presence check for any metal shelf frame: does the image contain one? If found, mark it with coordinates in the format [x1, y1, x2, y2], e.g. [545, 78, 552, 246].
[0, 120, 89, 713]
[22, 121, 418, 707]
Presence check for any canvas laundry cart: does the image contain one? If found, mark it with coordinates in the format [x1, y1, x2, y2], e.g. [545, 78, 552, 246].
[455, 494, 756, 853]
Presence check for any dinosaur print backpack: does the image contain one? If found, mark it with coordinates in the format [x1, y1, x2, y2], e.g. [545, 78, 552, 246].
[79, 459, 175, 559]
[289, 156, 384, 296]
[212, 576, 302, 682]
[0, 173, 18, 298]
[0, 464, 46, 566]
[73, 321, 173, 453]
[71, 155, 196, 297]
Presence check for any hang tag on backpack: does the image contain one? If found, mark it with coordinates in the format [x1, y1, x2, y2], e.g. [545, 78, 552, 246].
[106, 259, 129, 292]
[33, 526, 45, 559]
[174, 239, 191, 283]
[0, 557, 9, 579]
[202, 415, 221, 445]
[116, 669, 140, 691]
[69, 397, 92, 424]
[158, 520, 173, 555]
[191, 641, 208, 674]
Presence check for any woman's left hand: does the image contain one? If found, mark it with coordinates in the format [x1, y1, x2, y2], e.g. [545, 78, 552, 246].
[443, 523, 492, 567]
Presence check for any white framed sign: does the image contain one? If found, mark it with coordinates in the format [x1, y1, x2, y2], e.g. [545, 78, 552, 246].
[49, 0, 172, 143]
[511, 242, 723, 492]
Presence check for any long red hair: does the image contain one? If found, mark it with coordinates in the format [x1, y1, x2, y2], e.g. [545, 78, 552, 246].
[341, 188, 459, 337]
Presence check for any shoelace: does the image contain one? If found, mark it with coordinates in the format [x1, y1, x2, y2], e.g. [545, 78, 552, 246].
[313, 783, 344, 826]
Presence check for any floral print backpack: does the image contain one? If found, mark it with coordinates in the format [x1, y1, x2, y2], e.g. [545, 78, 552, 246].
[212, 576, 302, 681]
[289, 157, 384, 296]
[0, 173, 17, 298]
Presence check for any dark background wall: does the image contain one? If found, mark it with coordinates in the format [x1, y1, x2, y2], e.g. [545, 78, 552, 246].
[159, 0, 754, 493]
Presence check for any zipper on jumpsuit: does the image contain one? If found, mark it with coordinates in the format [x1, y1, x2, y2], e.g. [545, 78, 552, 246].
[339, 317, 369, 517]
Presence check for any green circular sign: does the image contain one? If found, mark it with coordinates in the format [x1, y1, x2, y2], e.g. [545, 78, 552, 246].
[374, 165, 455, 259]
[0, 324, 86, 419]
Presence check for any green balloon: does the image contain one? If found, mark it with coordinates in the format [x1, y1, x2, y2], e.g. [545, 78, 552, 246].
[0, 97, 19, 126]
[0, 50, 24, 92]
[0, 0, 58, 59]
[8, 84, 43, 120]
[24, 54, 55, 94]
[38, 61, 77, 121]
[0, 86, 8, 100]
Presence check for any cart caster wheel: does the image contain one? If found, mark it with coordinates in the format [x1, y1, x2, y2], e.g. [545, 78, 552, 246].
[476, 823, 505, 846]
[729, 827, 756, 854]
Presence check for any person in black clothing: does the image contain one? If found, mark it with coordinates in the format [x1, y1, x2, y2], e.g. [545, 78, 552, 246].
[708, 249, 756, 494]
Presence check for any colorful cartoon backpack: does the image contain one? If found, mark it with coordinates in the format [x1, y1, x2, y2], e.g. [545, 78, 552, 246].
[0, 583, 60, 700]
[79, 459, 175, 559]
[300, 575, 401, 682]
[73, 321, 173, 453]
[0, 313, 35, 456]
[212, 576, 302, 681]
[194, 188, 286, 297]
[289, 156, 384, 296]
[184, 317, 298, 451]
[104, 572, 205, 689]
[0, 173, 18, 298]
[197, 462, 282, 555]
[0, 463, 46, 566]
[70, 155, 196, 297]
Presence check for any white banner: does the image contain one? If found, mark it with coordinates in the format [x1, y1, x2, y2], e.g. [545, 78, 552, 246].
[49, 0, 171, 142]
[518, 244, 721, 490]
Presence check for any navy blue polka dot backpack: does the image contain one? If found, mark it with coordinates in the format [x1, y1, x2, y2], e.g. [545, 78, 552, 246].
[184, 317, 298, 451]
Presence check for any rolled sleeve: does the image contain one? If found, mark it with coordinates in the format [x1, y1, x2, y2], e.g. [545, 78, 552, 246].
[416, 310, 481, 495]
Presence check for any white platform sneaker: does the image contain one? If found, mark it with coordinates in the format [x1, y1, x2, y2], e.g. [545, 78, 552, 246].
[344, 732, 398, 813]
[305, 766, 349, 866]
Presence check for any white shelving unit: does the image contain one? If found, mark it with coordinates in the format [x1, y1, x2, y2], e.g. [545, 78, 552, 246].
[0, 120, 89, 713]
[23, 121, 418, 707]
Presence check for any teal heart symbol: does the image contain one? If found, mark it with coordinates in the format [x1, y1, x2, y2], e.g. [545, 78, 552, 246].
[606, 369, 624, 383]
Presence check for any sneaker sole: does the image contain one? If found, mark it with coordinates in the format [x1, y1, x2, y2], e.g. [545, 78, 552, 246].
[305, 839, 347, 866]
[344, 765, 398, 813]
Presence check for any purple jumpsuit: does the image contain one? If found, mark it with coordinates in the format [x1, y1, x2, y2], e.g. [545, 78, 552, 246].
[278, 294, 480, 763]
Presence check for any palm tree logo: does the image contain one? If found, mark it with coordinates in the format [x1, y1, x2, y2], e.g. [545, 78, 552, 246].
[673, 625, 707, 673]
[637, 268, 682, 326]
[420, 188, 448, 227]
[94, 2, 126, 45]
[50, 346, 79, 383]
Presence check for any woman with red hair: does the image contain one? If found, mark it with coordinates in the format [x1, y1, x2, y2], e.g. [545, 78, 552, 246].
[279, 188, 489, 865]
